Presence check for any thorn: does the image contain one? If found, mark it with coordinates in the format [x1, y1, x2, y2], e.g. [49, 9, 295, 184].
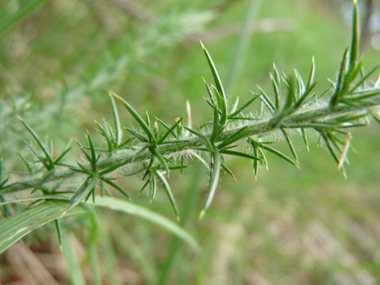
[186, 100, 192, 123]
[198, 209, 206, 221]
[337, 132, 352, 170]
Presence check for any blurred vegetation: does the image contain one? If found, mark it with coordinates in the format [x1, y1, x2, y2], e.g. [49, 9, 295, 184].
[1, 0, 380, 284]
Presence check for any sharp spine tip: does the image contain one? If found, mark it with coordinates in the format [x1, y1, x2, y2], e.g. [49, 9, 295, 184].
[199, 209, 206, 220]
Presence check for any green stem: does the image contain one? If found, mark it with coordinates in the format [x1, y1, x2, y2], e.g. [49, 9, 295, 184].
[1, 100, 379, 195]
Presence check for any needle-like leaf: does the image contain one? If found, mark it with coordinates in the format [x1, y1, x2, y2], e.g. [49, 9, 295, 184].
[102, 177, 131, 201]
[199, 151, 221, 220]
[220, 149, 260, 161]
[229, 93, 260, 118]
[153, 169, 180, 222]
[330, 48, 349, 108]
[109, 93, 122, 145]
[270, 73, 280, 110]
[152, 149, 170, 176]
[125, 128, 149, 143]
[110, 91, 154, 141]
[157, 118, 183, 144]
[348, 0, 359, 73]
[250, 139, 298, 167]
[220, 158, 235, 180]
[20, 117, 54, 169]
[307, 56, 316, 89]
[201, 42, 227, 125]
[66, 176, 99, 212]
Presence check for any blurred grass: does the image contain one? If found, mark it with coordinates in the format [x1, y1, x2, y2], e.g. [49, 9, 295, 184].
[1, 0, 380, 284]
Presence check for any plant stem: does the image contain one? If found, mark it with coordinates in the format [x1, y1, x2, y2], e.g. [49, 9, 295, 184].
[1, 99, 379, 195]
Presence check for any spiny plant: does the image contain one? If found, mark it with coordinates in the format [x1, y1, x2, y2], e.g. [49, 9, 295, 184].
[1, 0, 380, 256]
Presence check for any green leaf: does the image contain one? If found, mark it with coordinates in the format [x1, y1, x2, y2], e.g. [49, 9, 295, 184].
[220, 149, 260, 161]
[67, 176, 99, 212]
[210, 95, 221, 144]
[257, 86, 275, 113]
[96, 121, 113, 151]
[188, 150, 210, 171]
[229, 93, 260, 118]
[76, 162, 93, 175]
[86, 132, 97, 170]
[54, 140, 72, 165]
[250, 139, 298, 167]
[0, 194, 11, 218]
[216, 126, 248, 150]
[183, 126, 213, 152]
[251, 143, 259, 180]
[280, 128, 298, 163]
[109, 93, 122, 145]
[348, 64, 380, 94]
[270, 73, 281, 110]
[16, 152, 33, 175]
[157, 118, 183, 144]
[152, 149, 170, 176]
[111, 91, 154, 141]
[292, 82, 317, 111]
[102, 177, 131, 201]
[54, 219, 62, 248]
[201, 42, 227, 125]
[294, 69, 305, 98]
[146, 111, 151, 128]
[230, 97, 240, 114]
[138, 180, 150, 196]
[152, 169, 180, 222]
[348, 0, 359, 73]
[20, 117, 54, 169]
[220, 158, 235, 180]
[301, 128, 309, 151]
[149, 174, 157, 203]
[125, 128, 149, 143]
[306, 56, 316, 89]
[76, 140, 92, 166]
[199, 151, 221, 220]
[330, 48, 349, 108]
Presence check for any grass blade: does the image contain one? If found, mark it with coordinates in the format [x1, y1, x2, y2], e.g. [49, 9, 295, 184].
[92, 196, 199, 250]
[0, 201, 81, 254]
[61, 232, 86, 285]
